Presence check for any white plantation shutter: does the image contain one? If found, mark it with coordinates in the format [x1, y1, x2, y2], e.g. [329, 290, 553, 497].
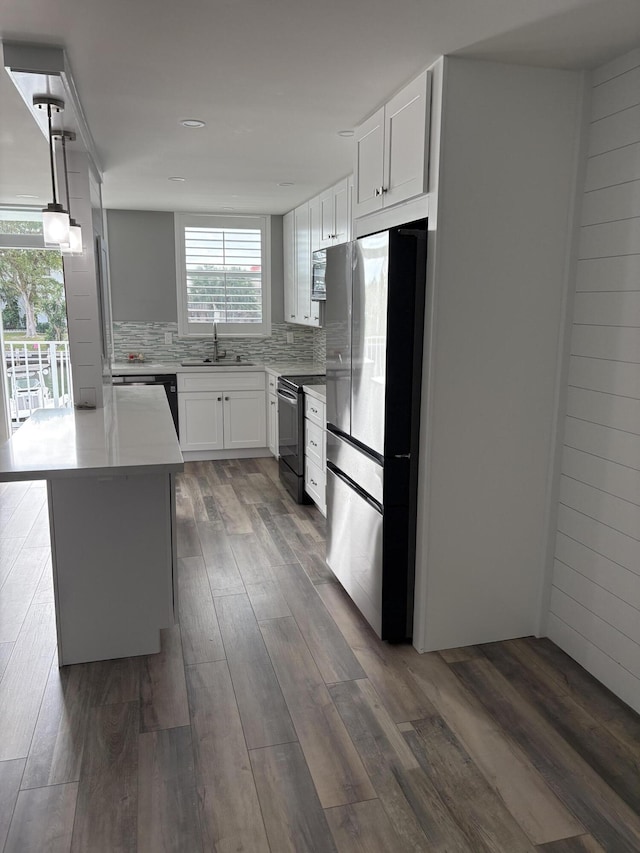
[176, 214, 271, 337]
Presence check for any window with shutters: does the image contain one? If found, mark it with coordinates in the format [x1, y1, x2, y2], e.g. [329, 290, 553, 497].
[175, 213, 271, 337]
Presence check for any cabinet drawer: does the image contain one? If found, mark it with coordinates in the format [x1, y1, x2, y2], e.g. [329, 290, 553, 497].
[305, 395, 325, 428]
[305, 418, 324, 469]
[305, 457, 326, 512]
[178, 371, 265, 393]
[266, 372, 278, 394]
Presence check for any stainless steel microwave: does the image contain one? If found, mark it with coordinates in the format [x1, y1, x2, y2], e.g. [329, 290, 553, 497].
[311, 249, 326, 301]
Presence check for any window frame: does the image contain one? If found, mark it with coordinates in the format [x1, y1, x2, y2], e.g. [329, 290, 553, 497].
[175, 212, 271, 338]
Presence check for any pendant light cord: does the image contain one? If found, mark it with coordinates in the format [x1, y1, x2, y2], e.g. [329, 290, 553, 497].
[47, 103, 58, 206]
[61, 134, 72, 217]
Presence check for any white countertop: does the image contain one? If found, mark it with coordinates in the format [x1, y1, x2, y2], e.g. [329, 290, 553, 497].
[0, 386, 184, 481]
[303, 384, 326, 403]
[111, 360, 325, 377]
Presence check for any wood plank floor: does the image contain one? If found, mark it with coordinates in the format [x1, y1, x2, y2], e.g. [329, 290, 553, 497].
[0, 460, 638, 852]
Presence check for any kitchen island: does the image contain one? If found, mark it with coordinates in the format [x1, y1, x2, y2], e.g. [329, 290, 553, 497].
[0, 385, 184, 665]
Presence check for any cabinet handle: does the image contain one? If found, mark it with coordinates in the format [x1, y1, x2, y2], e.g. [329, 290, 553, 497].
[217, 396, 222, 401]
[381, 186, 388, 194]
[310, 478, 317, 487]
[270, 401, 275, 406]
[374, 187, 381, 197]
[225, 396, 229, 401]
[310, 407, 317, 414]
[304, 315, 309, 319]
[310, 440, 317, 447]
[290, 314, 295, 318]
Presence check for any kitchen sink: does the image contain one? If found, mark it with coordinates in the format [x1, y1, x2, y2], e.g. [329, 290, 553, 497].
[180, 360, 255, 367]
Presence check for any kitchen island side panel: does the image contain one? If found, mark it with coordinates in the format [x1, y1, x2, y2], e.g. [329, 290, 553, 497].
[48, 472, 175, 665]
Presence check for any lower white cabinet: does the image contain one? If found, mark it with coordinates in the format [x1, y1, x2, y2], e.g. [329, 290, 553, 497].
[304, 392, 326, 516]
[178, 372, 266, 452]
[267, 392, 279, 457]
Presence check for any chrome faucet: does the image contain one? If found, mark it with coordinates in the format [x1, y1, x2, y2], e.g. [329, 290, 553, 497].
[213, 322, 227, 362]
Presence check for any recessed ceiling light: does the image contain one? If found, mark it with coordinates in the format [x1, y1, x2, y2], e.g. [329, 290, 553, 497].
[180, 119, 206, 129]
[16, 193, 39, 199]
[278, 181, 295, 187]
[168, 176, 186, 182]
[338, 130, 354, 137]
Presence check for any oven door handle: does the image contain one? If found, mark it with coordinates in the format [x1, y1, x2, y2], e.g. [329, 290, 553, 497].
[277, 389, 298, 404]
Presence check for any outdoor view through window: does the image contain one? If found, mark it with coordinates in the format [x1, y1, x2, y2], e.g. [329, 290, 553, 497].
[0, 211, 72, 428]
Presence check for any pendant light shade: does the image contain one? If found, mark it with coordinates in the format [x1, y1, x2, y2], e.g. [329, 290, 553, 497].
[61, 219, 83, 255]
[43, 204, 70, 247]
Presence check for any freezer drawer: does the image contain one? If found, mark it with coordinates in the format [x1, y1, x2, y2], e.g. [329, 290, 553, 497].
[326, 467, 383, 637]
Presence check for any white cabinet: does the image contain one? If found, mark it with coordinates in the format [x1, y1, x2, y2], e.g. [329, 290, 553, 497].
[266, 369, 279, 458]
[178, 372, 266, 452]
[319, 177, 351, 248]
[283, 176, 352, 328]
[304, 392, 326, 516]
[267, 392, 278, 457]
[283, 210, 296, 324]
[179, 392, 224, 451]
[354, 70, 430, 219]
[309, 195, 321, 254]
[294, 202, 313, 326]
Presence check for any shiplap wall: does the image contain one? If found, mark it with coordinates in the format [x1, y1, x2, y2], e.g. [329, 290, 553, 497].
[548, 48, 640, 713]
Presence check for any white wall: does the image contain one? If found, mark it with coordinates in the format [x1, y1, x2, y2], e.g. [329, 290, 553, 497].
[414, 57, 585, 652]
[60, 149, 105, 409]
[546, 48, 640, 714]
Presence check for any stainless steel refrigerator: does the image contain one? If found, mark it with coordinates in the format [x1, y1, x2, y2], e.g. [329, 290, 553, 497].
[325, 221, 427, 641]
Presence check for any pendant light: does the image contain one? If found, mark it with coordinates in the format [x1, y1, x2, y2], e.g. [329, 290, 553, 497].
[54, 130, 83, 255]
[33, 95, 70, 247]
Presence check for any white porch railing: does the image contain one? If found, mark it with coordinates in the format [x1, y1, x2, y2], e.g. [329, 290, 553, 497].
[4, 341, 73, 425]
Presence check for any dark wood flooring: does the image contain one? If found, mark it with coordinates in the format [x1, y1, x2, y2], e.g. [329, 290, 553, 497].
[0, 458, 638, 852]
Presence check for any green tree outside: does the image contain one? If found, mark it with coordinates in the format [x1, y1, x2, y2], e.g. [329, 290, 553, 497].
[0, 249, 66, 339]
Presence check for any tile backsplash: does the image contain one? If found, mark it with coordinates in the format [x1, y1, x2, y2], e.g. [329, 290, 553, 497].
[113, 321, 326, 366]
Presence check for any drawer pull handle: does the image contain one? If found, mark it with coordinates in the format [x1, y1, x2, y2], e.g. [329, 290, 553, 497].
[270, 401, 275, 406]
[310, 440, 317, 446]
[311, 407, 317, 413]
[310, 478, 317, 487]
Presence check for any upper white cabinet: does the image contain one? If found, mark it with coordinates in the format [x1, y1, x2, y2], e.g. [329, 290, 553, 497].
[310, 195, 321, 254]
[283, 210, 296, 324]
[284, 176, 351, 328]
[319, 177, 351, 248]
[354, 70, 431, 218]
[294, 202, 313, 325]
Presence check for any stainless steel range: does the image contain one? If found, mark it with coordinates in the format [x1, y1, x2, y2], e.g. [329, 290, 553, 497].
[277, 374, 325, 503]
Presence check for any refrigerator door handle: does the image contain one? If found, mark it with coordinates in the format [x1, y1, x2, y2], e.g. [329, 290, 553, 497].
[326, 461, 383, 514]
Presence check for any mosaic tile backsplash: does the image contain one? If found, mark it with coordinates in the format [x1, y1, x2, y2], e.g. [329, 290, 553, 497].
[113, 321, 326, 366]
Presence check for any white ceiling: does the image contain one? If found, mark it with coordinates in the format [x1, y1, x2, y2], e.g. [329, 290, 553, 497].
[1, 0, 640, 215]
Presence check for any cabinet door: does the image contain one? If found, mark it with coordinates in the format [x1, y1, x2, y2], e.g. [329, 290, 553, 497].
[319, 189, 335, 249]
[383, 69, 430, 208]
[353, 106, 384, 218]
[179, 392, 224, 451]
[294, 202, 312, 325]
[333, 177, 350, 245]
[267, 392, 279, 457]
[309, 195, 322, 254]
[283, 210, 297, 324]
[223, 390, 267, 449]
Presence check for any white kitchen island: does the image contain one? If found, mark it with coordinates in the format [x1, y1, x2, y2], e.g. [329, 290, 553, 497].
[0, 385, 184, 665]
